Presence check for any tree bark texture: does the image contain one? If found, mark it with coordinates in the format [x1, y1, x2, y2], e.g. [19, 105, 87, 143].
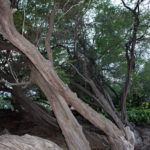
[0, 134, 63, 150]
[30, 66, 91, 150]
[0, 1, 135, 149]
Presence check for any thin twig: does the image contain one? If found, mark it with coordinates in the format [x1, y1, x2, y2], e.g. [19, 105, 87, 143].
[22, 0, 26, 35]
[68, 62, 89, 82]
[0, 79, 31, 86]
[6, 52, 18, 82]
[73, 0, 92, 59]
[56, 1, 83, 24]
[8, 62, 18, 82]
[63, 0, 70, 9]
[45, 3, 59, 62]
[121, 0, 134, 12]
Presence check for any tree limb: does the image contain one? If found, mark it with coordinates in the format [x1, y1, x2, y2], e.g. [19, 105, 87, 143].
[22, 0, 26, 35]
[45, 3, 59, 62]
[121, 0, 142, 123]
[0, 79, 31, 86]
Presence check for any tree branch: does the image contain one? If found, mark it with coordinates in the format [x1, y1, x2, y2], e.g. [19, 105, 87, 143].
[0, 79, 31, 86]
[56, 1, 83, 24]
[68, 62, 89, 82]
[45, 3, 59, 62]
[71, 80, 104, 108]
[121, 0, 134, 13]
[22, 0, 26, 35]
[121, 0, 142, 124]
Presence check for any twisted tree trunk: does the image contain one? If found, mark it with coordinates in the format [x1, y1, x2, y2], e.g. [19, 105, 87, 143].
[30, 66, 90, 150]
[0, 1, 135, 149]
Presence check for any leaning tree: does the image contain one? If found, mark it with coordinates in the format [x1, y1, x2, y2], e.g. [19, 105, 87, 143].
[0, 0, 140, 150]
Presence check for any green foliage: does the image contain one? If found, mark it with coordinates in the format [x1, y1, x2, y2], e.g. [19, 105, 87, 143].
[141, 102, 150, 109]
[1, 0, 150, 126]
[56, 69, 70, 84]
[14, 11, 24, 32]
[36, 101, 52, 110]
[126, 59, 150, 108]
[139, 60, 150, 97]
[0, 96, 14, 110]
[53, 47, 70, 84]
[127, 108, 150, 124]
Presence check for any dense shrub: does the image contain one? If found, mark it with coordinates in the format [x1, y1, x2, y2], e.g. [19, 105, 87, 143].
[127, 108, 150, 124]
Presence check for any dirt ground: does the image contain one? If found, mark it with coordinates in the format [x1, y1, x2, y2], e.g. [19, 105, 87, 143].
[0, 109, 110, 150]
[0, 109, 149, 150]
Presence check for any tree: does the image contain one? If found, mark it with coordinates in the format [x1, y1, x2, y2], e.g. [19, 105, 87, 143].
[1, 0, 148, 149]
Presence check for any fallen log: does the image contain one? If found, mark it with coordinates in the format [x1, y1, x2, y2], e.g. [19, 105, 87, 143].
[0, 134, 63, 150]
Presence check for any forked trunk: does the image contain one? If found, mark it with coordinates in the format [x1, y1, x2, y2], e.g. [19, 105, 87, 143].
[0, 1, 135, 149]
[31, 66, 135, 150]
[31, 66, 91, 150]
